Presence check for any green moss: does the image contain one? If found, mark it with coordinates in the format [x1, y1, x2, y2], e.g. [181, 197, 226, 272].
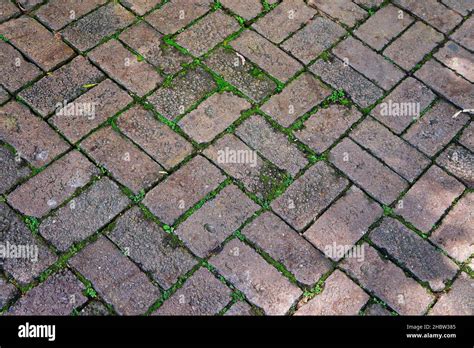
[24, 216, 40, 233]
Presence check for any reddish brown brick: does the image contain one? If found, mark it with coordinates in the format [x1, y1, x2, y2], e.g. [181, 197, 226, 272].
[451, 16, 474, 51]
[308, 0, 366, 27]
[0, 146, 31, 194]
[220, 0, 263, 20]
[364, 303, 391, 316]
[121, 0, 161, 15]
[0, 1, 19, 22]
[0, 86, 9, 104]
[225, 301, 255, 316]
[436, 144, 473, 188]
[435, 41, 474, 83]
[429, 272, 474, 315]
[459, 123, 473, 152]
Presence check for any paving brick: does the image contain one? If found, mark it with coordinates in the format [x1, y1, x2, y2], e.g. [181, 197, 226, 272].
[19, 56, 104, 118]
[0, 146, 30, 194]
[341, 244, 434, 315]
[35, 0, 107, 31]
[436, 144, 473, 188]
[271, 161, 348, 231]
[435, 41, 474, 83]
[330, 138, 408, 205]
[8, 151, 98, 218]
[295, 105, 362, 153]
[395, 166, 465, 233]
[310, 56, 384, 108]
[431, 193, 473, 262]
[148, 67, 217, 120]
[0, 1, 19, 22]
[354, 4, 413, 51]
[281, 16, 346, 65]
[429, 272, 474, 315]
[371, 218, 458, 291]
[145, 0, 212, 35]
[40, 178, 129, 251]
[441, 0, 474, 16]
[351, 118, 430, 182]
[70, 237, 160, 315]
[117, 105, 193, 170]
[108, 207, 197, 289]
[175, 10, 240, 57]
[178, 92, 251, 143]
[295, 270, 368, 315]
[451, 16, 474, 51]
[0, 276, 17, 309]
[333, 37, 405, 90]
[231, 30, 302, 82]
[61, 3, 135, 51]
[16, 0, 42, 10]
[220, 0, 263, 20]
[50, 79, 133, 143]
[225, 301, 255, 316]
[7, 270, 87, 315]
[242, 212, 331, 286]
[79, 301, 110, 316]
[371, 77, 436, 134]
[121, 0, 161, 15]
[459, 123, 474, 152]
[393, 0, 462, 34]
[364, 303, 391, 316]
[0, 86, 9, 104]
[203, 46, 276, 102]
[154, 268, 231, 315]
[119, 22, 193, 75]
[0, 202, 56, 285]
[261, 73, 331, 127]
[404, 101, 469, 157]
[353, 0, 384, 8]
[89, 40, 163, 97]
[0, 101, 69, 167]
[304, 186, 382, 261]
[175, 185, 259, 258]
[80, 127, 164, 194]
[253, 0, 316, 43]
[384, 22, 444, 71]
[210, 239, 302, 315]
[143, 155, 224, 225]
[0, 17, 74, 71]
[308, 0, 366, 27]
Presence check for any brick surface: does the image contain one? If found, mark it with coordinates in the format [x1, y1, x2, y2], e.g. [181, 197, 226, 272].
[225, 301, 255, 316]
[108, 207, 196, 289]
[435, 41, 474, 83]
[220, 0, 263, 20]
[295, 270, 368, 315]
[121, 0, 161, 15]
[0, 146, 30, 194]
[271, 161, 348, 231]
[395, 166, 465, 233]
[304, 186, 382, 261]
[40, 178, 129, 251]
[16, 0, 42, 10]
[80, 127, 164, 194]
[79, 301, 110, 316]
[430, 272, 474, 315]
[8, 151, 98, 218]
[70, 237, 160, 315]
[451, 16, 474, 51]
[0, 277, 16, 309]
[441, 0, 474, 16]
[353, 0, 384, 8]
[0, 1, 19, 22]
[308, 0, 366, 27]
[210, 239, 302, 315]
[0, 86, 9, 104]
[436, 144, 473, 188]
[459, 123, 473, 152]
[365, 303, 391, 316]
[143, 155, 224, 225]
[175, 185, 259, 258]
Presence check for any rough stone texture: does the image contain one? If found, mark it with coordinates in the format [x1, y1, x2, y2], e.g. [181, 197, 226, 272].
[436, 144, 473, 188]
[435, 41, 474, 83]
[364, 303, 391, 316]
[451, 16, 474, 51]
[459, 123, 473, 152]
[429, 272, 474, 315]
[309, 0, 366, 27]
[15, 0, 42, 10]
[0, 276, 17, 309]
[121, 0, 161, 15]
[225, 301, 255, 316]
[0, 146, 31, 194]
[0, 1, 19, 22]
[0, 86, 9, 104]
[220, 0, 263, 20]
[441, 0, 474, 16]
[79, 301, 111, 316]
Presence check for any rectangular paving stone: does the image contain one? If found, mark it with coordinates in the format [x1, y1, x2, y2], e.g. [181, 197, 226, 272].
[7, 270, 87, 315]
[431, 193, 473, 262]
[231, 30, 302, 82]
[262, 72, 332, 128]
[143, 155, 225, 225]
[175, 10, 240, 57]
[210, 239, 302, 315]
[351, 118, 430, 182]
[40, 178, 129, 252]
[15, 0, 42, 10]
[271, 161, 348, 231]
[225, 301, 255, 316]
[459, 123, 474, 152]
[108, 207, 197, 289]
[436, 144, 473, 188]
[384, 21, 444, 71]
[304, 186, 383, 261]
[253, 0, 316, 43]
[236, 115, 308, 176]
[0, 146, 31, 194]
[395, 165, 465, 233]
[354, 4, 413, 51]
[364, 303, 391, 316]
[19, 56, 104, 118]
[330, 138, 408, 205]
[295, 270, 369, 315]
[78, 301, 110, 316]
[0, 101, 70, 167]
[341, 244, 434, 315]
[281, 16, 346, 65]
[371, 218, 458, 291]
[88, 40, 163, 97]
[61, 3, 135, 51]
[121, 0, 161, 15]
[0, 17, 74, 71]
[49, 79, 133, 143]
[430, 272, 474, 315]
[70, 237, 161, 315]
[0, 86, 9, 104]
[295, 104, 362, 153]
[242, 212, 332, 286]
[441, 0, 474, 16]
[154, 268, 231, 315]
[175, 185, 259, 258]
[0, 1, 20, 22]
[435, 41, 474, 83]
[0, 276, 17, 310]
[451, 16, 474, 51]
[308, 0, 366, 27]
[117, 105, 193, 170]
[80, 127, 164, 194]
[353, 0, 384, 8]
[310, 56, 384, 108]
[333, 37, 405, 90]
[178, 92, 251, 143]
[220, 0, 263, 20]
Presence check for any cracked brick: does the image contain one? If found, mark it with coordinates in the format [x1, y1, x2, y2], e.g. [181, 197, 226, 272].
[308, 0, 366, 27]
